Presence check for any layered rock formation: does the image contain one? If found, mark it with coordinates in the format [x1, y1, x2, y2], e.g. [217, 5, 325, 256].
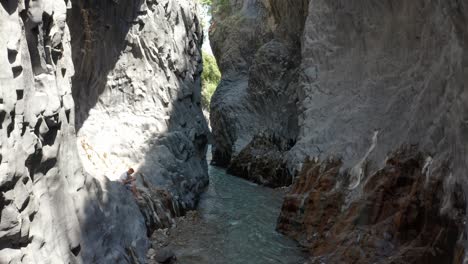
[210, 0, 468, 261]
[0, 0, 208, 263]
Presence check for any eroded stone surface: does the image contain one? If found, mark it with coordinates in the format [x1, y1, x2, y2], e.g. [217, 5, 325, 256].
[277, 148, 466, 264]
[69, 0, 209, 210]
[0, 0, 208, 263]
[227, 131, 294, 187]
[210, 0, 468, 261]
[210, 0, 468, 184]
[209, 0, 306, 173]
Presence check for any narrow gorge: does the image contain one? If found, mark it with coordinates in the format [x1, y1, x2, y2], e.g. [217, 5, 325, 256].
[0, 0, 467, 263]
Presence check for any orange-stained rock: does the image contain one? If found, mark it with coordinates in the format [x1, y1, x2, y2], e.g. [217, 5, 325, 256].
[277, 147, 466, 264]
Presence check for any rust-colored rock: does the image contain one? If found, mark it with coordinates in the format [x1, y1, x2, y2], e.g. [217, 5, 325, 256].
[277, 148, 466, 264]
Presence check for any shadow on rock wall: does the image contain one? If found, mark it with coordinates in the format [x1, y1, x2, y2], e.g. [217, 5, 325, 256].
[134, 87, 209, 236]
[69, 0, 144, 131]
[0, 0, 208, 263]
[67, 0, 209, 262]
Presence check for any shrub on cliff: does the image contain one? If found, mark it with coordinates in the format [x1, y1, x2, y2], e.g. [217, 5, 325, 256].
[198, 0, 212, 6]
[201, 51, 221, 109]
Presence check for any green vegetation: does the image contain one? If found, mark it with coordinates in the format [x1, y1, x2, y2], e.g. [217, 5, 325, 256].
[198, 0, 231, 15]
[201, 51, 221, 109]
[198, 0, 212, 6]
[213, 0, 231, 15]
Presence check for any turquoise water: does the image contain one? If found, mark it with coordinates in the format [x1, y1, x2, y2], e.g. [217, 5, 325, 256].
[172, 163, 306, 264]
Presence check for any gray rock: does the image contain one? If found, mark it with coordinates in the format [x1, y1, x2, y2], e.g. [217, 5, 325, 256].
[0, 0, 208, 263]
[211, 0, 468, 188]
[154, 248, 176, 263]
[147, 247, 156, 257]
[210, 0, 468, 256]
[210, 1, 305, 167]
[13, 181, 29, 211]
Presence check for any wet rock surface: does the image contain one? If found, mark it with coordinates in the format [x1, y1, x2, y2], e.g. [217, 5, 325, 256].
[227, 132, 295, 187]
[277, 147, 466, 264]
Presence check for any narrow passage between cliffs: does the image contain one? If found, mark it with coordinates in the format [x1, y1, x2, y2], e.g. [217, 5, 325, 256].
[146, 148, 307, 264]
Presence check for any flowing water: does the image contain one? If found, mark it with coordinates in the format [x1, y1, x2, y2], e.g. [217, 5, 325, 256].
[164, 162, 307, 263]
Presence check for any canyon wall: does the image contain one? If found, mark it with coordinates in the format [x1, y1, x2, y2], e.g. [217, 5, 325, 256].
[210, 0, 468, 262]
[210, 0, 308, 185]
[0, 0, 208, 263]
[70, 0, 209, 213]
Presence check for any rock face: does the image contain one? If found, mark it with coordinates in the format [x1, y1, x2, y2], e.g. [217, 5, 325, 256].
[227, 132, 294, 187]
[210, 0, 468, 261]
[209, 0, 309, 181]
[70, 0, 209, 210]
[0, 0, 208, 263]
[277, 147, 466, 263]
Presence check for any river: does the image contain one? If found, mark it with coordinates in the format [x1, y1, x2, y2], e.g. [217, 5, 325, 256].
[154, 158, 307, 263]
